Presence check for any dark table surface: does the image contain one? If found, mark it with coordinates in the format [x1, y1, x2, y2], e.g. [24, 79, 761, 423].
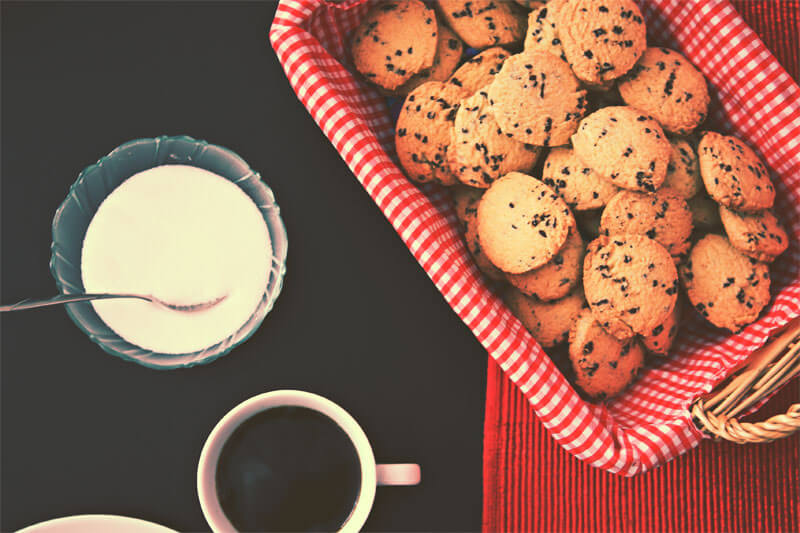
[0, 2, 487, 531]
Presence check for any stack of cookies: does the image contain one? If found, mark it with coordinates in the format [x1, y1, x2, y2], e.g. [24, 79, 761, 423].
[349, 0, 790, 402]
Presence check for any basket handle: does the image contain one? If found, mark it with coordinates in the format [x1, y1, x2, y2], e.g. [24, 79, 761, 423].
[690, 316, 800, 444]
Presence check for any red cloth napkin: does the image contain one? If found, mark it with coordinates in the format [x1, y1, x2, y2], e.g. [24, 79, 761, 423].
[483, 2, 800, 531]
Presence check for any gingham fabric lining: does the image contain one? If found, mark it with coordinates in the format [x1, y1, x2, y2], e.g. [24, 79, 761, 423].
[270, 0, 800, 475]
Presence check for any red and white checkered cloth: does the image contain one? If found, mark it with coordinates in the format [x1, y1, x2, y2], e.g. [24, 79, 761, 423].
[270, 0, 800, 475]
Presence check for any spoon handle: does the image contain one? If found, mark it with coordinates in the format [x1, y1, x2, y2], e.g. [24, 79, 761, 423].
[0, 293, 152, 312]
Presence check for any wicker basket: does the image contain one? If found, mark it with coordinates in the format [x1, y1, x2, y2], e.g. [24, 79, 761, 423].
[692, 317, 800, 443]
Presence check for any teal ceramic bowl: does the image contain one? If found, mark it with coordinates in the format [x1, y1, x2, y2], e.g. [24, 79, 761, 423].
[50, 135, 288, 369]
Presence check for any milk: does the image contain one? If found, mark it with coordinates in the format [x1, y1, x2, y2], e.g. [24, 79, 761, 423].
[81, 165, 271, 354]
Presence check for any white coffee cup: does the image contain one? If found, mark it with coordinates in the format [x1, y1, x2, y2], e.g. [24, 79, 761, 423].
[197, 390, 420, 532]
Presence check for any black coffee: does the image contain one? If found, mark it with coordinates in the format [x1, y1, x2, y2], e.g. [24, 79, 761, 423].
[215, 406, 362, 532]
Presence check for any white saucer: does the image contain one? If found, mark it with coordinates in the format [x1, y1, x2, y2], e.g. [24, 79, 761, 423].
[18, 515, 176, 533]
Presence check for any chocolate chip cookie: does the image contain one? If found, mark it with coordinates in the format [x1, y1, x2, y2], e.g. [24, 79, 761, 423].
[477, 171, 576, 273]
[698, 131, 775, 212]
[506, 227, 585, 300]
[542, 146, 620, 210]
[395, 81, 463, 185]
[568, 309, 645, 400]
[555, 0, 647, 86]
[600, 188, 694, 260]
[447, 47, 510, 95]
[618, 47, 710, 135]
[583, 234, 679, 339]
[505, 285, 587, 348]
[396, 24, 464, 94]
[641, 298, 681, 355]
[719, 206, 789, 263]
[449, 90, 541, 188]
[487, 50, 587, 146]
[663, 137, 702, 199]
[680, 233, 771, 332]
[351, 0, 439, 91]
[572, 106, 671, 192]
[437, 0, 527, 49]
[523, 5, 566, 62]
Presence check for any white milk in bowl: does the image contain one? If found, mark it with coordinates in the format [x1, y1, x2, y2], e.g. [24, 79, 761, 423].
[80, 165, 271, 354]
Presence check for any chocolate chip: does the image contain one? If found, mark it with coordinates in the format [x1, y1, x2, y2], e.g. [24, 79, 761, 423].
[664, 71, 677, 96]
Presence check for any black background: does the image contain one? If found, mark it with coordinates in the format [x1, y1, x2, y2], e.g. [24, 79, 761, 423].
[1, 2, 487, 531]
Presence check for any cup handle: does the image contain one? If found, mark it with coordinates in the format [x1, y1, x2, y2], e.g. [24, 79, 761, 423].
[376, 463, 421, 486]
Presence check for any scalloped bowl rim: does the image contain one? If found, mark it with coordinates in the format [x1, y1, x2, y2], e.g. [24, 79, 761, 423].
[49, 135, 287, 369]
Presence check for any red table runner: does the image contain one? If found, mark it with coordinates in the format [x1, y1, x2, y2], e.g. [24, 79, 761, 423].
[483, 2, 800, 531]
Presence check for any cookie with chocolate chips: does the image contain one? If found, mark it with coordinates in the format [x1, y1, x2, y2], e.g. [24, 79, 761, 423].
[351, 0, 439, 91]
[600, 188, 694, 260]
[568, 309, 645, 401]
[459, 189, 507, 281]
[437, 0, 527, 49]
[447, 47, 510, 95]
[571, 106, 671, 192]
[449, 90, 541, 188]
[395, 24, 464, 94]
[680, 233, 771, 332]
[542, 146, 620, 211]
[662, 137, 702, 199]
[477, 171, 576, 273]
[619, 47, 710, 135]
[554, 0, 647, 86]
[641, 298, 681, 355]
[719, 206, 789, 263]
[523, 5, 566, 62]
[505, 285, 587, 348]
[505, 227, 585, 301]
[487, 50, 588, 146]
[698, 132, 775, 212]
[395, 81, 464, 185]
[583, 234, 678, 340]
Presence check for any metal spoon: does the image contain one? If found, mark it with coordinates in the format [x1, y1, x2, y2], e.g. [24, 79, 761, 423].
[0, 293, 227, 313]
